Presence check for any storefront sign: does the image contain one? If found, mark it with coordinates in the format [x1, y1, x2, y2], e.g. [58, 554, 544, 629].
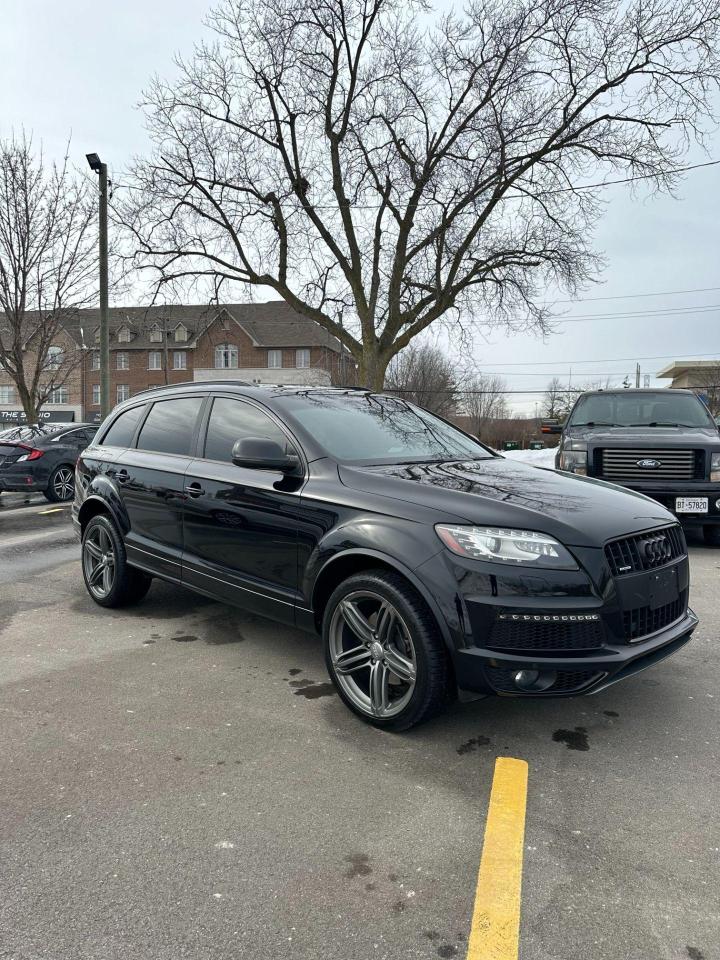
[0, 409, 75, 424]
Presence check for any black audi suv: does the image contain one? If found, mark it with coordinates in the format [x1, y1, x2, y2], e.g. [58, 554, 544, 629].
[0, 423, 98, 502]
[72, 383, 697, 729]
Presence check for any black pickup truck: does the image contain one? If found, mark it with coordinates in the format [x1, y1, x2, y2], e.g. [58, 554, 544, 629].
[556, 389, 720, 545]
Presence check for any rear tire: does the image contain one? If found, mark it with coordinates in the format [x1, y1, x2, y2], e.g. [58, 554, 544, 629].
[703, 525, 720, 547]
[82, 514, 152, 607]
[323, 569, 451, 731]
[44, 464, 75, 502]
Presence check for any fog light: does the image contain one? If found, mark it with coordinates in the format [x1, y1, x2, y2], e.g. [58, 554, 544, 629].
[716, 498, 720, 510]
[513, 669, 557, 692]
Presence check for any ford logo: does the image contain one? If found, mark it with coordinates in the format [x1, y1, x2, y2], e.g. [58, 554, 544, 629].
[636, 458, 662, 469]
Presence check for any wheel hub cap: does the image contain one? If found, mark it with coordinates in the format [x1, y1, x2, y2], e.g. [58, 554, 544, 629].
[370, 641, 384, 661]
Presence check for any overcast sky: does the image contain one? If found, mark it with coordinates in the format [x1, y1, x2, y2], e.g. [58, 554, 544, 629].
[2, 0, 719, 414]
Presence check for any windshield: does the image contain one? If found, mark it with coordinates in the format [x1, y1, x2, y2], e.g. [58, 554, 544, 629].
[277, 392, 493, 464]
[568, 392, 715, 429]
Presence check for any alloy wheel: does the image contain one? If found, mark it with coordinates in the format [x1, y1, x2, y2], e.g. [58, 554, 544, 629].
[53, 467, 74, 501]
[328, 590, 417, 718]
[82, 524, 116, 599]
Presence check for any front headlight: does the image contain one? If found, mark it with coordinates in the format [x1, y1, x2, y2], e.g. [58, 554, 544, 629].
[435, 525, 578, 569]
[558, 439, 588, 475]
[711, 452, 720, 483]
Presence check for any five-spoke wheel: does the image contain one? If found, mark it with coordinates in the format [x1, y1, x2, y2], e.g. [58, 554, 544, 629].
[328, 591, 418, 719]
[82, 522, 116, 600]
[45, 465, 75, 502]
[81, 514, 152, 608]
[323, 569, 449, 730]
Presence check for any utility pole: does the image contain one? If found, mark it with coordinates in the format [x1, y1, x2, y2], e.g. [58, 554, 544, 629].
[86, 153, 110, 418]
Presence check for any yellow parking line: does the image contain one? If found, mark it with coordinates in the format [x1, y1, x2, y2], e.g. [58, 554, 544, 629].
[38, 507, 65, 515]
[466, 757, 529, 960]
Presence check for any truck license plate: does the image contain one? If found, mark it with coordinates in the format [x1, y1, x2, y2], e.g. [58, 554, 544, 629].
[676, 497, 708, 513]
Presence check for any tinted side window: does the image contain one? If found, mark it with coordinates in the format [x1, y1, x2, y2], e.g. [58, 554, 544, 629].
[204, 397, 289, 463]
[137, 397, 204, 456]
[101, 405, 146, 448]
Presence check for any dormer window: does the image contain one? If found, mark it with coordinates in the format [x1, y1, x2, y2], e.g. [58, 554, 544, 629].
[117, 326, 131, 343]
[174, 323, 188, 343]
[149, 324, 163, 343]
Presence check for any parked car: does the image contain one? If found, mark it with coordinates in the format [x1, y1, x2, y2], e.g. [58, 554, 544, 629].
[556, 389, 720, 546]
[0, 423, 98, 502]
[73, 383, 697, 730]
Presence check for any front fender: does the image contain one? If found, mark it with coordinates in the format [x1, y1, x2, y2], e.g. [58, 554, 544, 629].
[306, 518, 454, 651]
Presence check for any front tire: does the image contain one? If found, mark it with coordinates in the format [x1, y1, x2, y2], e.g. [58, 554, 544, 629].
[703, 525, 720, 547]
[44, 464, 75, 502]
[81, 514, 152, 607]
[323, 569, 450, 731]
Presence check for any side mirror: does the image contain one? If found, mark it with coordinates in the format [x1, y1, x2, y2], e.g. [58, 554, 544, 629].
[231, 436, 299, 474]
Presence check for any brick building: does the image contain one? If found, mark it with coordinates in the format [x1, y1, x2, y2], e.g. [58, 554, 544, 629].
[0, 301, 354, 424]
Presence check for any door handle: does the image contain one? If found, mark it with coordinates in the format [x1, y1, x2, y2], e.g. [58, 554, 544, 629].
[185, 481, 205, 498]
[115, 469, 129, 484]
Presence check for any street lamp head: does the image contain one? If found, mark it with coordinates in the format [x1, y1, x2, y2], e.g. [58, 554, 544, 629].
[86, 152, 103, 173]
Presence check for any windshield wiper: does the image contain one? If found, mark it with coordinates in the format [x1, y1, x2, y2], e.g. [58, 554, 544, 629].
[630, 421, 697, 428]
[571, 421, 620, 427]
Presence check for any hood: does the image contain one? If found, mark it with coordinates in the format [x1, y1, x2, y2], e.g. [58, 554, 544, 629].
[339, 457, 674, 548]
[564, 424, 720, 446]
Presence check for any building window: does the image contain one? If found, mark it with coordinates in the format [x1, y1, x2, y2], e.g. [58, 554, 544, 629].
[91, 384, 101, 405]
[267, 349, 282, 369]
[47, 386, 69, 404]
[117, 326, 131, 343]
[148, 351, 162, 370]
[0, 385, 16, 403]
[149, 324, 163, 343]
[116, 384, 130, 403]
[295, 348, 310, 369]
[46, 345, 64, 370]
[215, 344, 238, 369]
[116, 352, 129, 370]
[174, 324, 188, 342]
[173, 351, 187, 370]
[90, 352, 100, 371]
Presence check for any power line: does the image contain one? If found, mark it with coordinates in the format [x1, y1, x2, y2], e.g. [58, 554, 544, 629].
[472, 351, 720, 367]
[309, 157, 720, 210]
[549, 284, 720, 305]
[461, 303, 720, 326]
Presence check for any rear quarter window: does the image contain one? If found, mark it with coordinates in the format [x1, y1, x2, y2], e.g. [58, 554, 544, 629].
[136, 397, 204, 456]
[99, 405, 146, 448]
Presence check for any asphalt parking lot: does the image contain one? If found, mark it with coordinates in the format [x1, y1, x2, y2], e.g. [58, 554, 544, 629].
[0, 495, 718, 960]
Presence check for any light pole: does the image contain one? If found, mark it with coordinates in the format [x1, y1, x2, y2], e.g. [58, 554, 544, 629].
[86, 153, 110, 418]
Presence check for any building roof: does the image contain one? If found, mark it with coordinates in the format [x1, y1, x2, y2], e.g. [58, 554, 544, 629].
[656, 359, 720, 379]
[23, 301, 345, 354]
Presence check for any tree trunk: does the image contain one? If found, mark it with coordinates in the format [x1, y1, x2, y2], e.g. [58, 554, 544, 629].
[357, 347, 390, 392]
[17, 383, 39, 424]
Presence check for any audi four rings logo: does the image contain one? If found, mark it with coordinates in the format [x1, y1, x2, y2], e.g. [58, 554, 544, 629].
[642, 535, 672, 562]
[637, 458, 662, 469]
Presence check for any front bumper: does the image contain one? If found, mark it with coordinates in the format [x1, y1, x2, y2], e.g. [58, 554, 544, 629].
[415, 543, 697, 697]
[452, 609, 697, 697]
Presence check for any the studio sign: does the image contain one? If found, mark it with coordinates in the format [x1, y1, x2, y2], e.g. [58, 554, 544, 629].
[0, 409, 75, 423]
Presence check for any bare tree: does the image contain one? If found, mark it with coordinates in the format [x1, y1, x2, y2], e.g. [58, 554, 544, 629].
[691, 363, 720, 415]
[122, 0, 720, 390]
[543, 377, 567, 419]
[385, 343, 459, 416]
[0, 134, 97, 421]
[463, 374, 509, 438]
